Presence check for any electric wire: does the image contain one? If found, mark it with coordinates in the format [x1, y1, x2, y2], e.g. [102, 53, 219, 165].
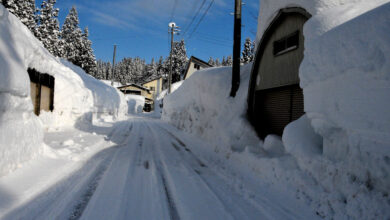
[187, 0, 215, 39]
[182, 0, 207, 36]
[169, 0, 179, 22]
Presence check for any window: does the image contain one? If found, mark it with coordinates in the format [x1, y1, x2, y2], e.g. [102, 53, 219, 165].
[150, 86, 155, 91]
[273, 30, 299, 56]
[194, 63, 200, 70]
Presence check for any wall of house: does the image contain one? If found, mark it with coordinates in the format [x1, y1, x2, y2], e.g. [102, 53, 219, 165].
[185, 62, 209, 80]
[256, 13, 306, 90]
[143, 78, 162, 100]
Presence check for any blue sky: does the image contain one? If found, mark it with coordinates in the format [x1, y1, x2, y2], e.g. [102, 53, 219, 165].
[51, 0, 259, 63]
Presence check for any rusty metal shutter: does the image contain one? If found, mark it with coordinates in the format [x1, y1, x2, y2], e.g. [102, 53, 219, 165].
[254, 84, 304, 138]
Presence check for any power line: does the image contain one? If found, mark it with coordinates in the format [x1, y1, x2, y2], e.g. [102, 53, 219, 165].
[193, 33, 233, 44]
[187, 0, 215, 39]
[182, 0, 207, 36]
[169, 0, 179, 22]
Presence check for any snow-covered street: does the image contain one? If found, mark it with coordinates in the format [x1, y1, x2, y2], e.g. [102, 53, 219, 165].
[0, 116, 317, 220]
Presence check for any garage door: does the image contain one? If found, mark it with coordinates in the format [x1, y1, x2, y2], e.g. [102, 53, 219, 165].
[254, 84, 304, 138]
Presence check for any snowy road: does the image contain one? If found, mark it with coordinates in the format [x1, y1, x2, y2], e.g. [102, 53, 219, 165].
[0, 116, 318, 220]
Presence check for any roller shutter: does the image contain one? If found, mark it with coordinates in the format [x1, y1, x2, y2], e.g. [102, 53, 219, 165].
[254, 84, 304, 138]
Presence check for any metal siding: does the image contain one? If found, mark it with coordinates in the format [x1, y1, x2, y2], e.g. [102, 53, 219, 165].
[256, 13, 307, 90]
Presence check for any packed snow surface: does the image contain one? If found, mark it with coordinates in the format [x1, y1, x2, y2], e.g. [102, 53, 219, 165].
[0, 5, 126, 176]
[0, 117, 318, 220]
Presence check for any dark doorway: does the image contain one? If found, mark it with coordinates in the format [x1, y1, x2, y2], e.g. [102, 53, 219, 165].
[28, 68, 55, 116]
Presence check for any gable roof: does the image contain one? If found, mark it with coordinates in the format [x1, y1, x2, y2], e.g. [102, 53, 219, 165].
[117, 83, 150, 91]
[183, 56, 212, 79]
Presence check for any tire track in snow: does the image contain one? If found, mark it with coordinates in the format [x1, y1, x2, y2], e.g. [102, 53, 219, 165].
[159, 126, 208, 168]
[69, 123, 133, 219]
[143, 123, 181, 220]
[68, 153, 114, 220]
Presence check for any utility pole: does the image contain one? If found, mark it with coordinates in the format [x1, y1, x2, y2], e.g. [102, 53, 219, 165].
[230, 0, 241, 97]
[111, 44, 117, 86]
[168, 22, 179, 94]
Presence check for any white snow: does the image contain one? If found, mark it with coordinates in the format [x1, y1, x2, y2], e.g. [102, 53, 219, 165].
[255, 0, 389, 50]
[124, 94, 145, 114]
[0, 4, 126, 176]
[162, 2, 390, 218]
[162, 66, 260, 151]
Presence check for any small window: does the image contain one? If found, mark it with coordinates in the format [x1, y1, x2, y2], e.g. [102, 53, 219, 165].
[150, 86, 155, 91]
[273, 30, 299, 56]
[194, 63, 200, 70]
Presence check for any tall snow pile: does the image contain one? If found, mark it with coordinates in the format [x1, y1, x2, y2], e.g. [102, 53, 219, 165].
[162, 66, 260, 151]
[0, 5, 126, 176]
[297, 1, 390, 218]
[163, 1, 390, 218]
[125, 95, 145, 114]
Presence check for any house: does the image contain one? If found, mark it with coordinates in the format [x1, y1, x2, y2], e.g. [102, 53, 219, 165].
[117, 84, 154, 112]
[142, 77, 163, 101]
[28, 68, 55, 116]
[117, 84, 150, 96]
[247, 7, 311, 138]
[183, 56, 212, 80]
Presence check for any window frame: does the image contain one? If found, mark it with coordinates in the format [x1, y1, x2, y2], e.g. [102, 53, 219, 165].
[273, 30, 300, 56]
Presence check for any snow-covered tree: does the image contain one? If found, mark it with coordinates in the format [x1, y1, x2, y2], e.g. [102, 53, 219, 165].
[80, 27, 97, 75]
[2, 0, 36, 32]
[166, 39, 188, 83]
[225, 55, 233, 66]
[241, 37, 255, 64]
[61, 6, 84, 69]
[215, 58, 221, 67]
[208, 57, 215, 66]
[35, 0, 63, 57]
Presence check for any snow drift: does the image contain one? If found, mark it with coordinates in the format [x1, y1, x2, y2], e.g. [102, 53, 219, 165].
[163, 1, 390, 218]
[0, 5, 126, 176]
[162, 66, 260, 150]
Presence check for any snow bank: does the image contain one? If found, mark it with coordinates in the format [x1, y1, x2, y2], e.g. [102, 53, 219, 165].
[296, 2, 390, 218]
[0, 5, 126, 176]
[163, 1, 390, 218]
[124, 95, 145, 114]
[162, 66, 260, 151]
[255, 0, 389, 49]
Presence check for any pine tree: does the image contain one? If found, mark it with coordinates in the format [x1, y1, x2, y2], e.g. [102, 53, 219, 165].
[225, 55, 233, 66]
[2, 0, 36, 32]
[35, 0, 63, 57]
[222, 56, 226, 66]
[61, 6, 84, 68]
[215, 58, 221, 67]
[241, 37, 255, 64]
[80, 27, 97, 74]
[167, 39, 188, 83]
[208, 57, 215, 66]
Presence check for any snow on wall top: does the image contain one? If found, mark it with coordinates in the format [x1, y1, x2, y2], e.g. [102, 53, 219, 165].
[0, 4, 126, 124]
[0, 4, 126, 176]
